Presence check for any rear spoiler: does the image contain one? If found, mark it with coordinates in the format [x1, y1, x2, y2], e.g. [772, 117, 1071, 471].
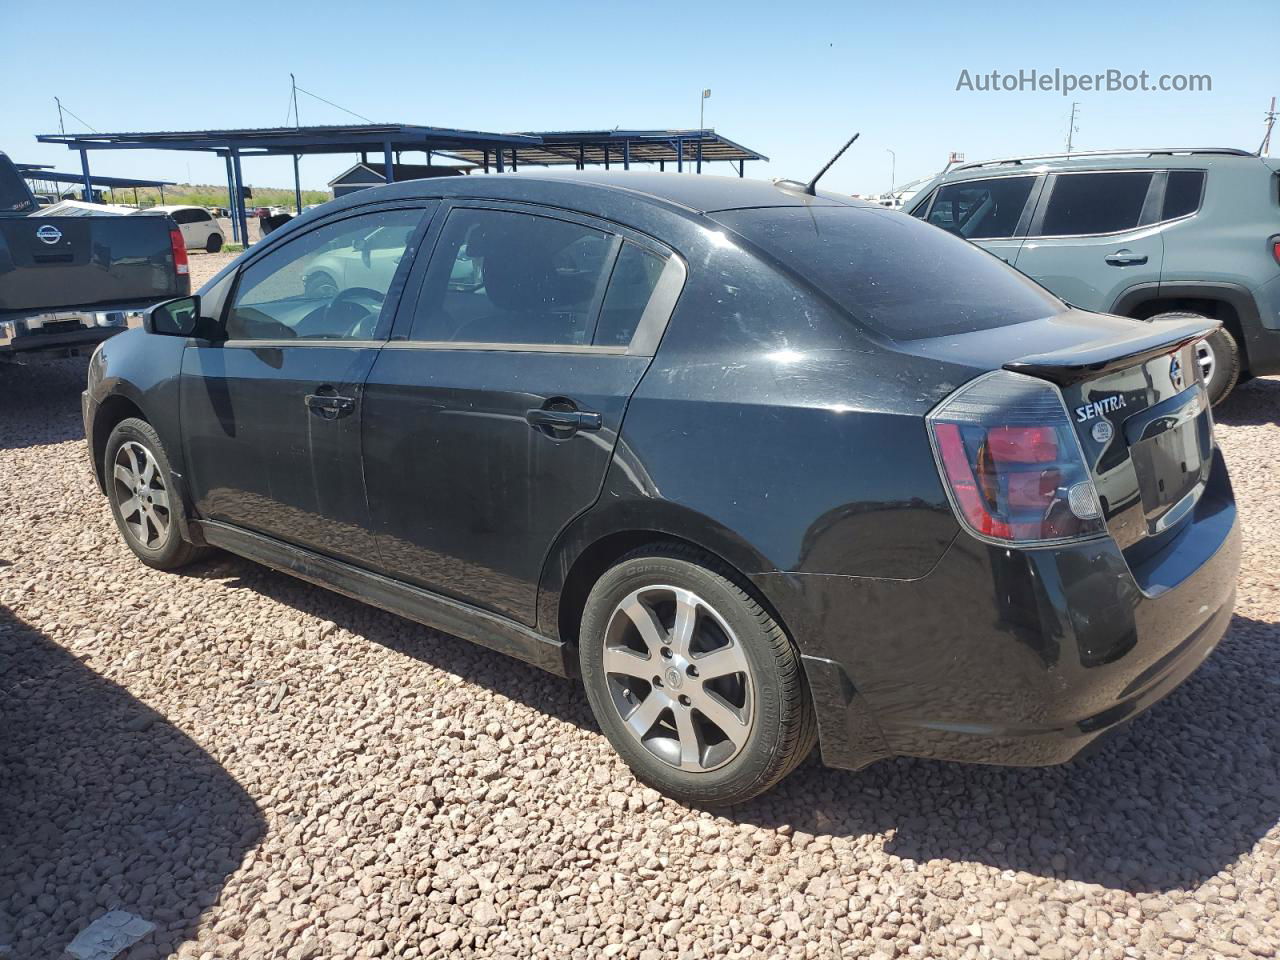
[1004, 316, 1220, 386]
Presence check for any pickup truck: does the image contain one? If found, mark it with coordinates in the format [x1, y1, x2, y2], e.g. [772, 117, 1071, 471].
[0, 150, 190, 359]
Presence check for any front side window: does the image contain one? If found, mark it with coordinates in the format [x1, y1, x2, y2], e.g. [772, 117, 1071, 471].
[925, 176, 1035, 239]
[1039, 172, 1153, 236]
[225, 208, 424, 341]
[410, 208, 617, 346]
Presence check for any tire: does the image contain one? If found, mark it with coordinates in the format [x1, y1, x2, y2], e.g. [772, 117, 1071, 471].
[105, 418, 207, 570]
[1146, 311, 1240, 405]
[206, 233, 223, 253]
[579, 545, 817, 806]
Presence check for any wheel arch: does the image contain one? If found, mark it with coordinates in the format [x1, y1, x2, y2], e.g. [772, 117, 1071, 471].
[90, 393, 148, 492]
[1110, 281, 1261, 372]
[538, 500, 784, 652]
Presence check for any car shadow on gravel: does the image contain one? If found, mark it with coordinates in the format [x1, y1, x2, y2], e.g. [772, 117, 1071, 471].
[1213, 375, 1280, 426]
[0, 356, 90, 451]
[733, 612, 1280, 894]
[0, 603, 265, 960]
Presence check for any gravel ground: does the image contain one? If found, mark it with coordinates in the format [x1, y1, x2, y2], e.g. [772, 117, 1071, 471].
[1, 323, 1277, 959]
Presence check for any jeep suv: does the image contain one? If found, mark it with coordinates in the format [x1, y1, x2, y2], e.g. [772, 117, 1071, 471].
[908, 148, 1280, 403]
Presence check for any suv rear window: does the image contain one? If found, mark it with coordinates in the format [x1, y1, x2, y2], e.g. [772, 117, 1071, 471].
[0, 157, 35, 214]
[711, 206, 1064, 341]
[1040, 172, 1153, 236]
[1162, 170, 1206, 220]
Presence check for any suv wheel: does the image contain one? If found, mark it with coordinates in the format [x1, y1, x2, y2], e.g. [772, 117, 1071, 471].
[579, 546, 817, 805]
[105, 418, 207, 570]
[1147, 311, 1240, 405]
[206, 233, 223, 253]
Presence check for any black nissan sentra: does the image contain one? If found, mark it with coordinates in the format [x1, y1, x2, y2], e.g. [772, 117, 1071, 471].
[83, 172, 1240, 805]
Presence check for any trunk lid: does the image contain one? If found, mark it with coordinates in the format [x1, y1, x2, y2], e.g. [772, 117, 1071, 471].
[905, 309, 1219, 555]
[0, 214, 186, 320]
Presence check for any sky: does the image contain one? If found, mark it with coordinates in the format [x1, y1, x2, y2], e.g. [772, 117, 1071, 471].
[1, 0, 1275, 196]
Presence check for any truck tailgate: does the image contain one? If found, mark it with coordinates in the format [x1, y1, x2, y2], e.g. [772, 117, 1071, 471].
[0, 215, 187, 319]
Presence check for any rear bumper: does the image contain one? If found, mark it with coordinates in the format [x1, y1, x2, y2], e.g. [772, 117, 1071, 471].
[0, 316, 128, 355]
[1246, 275, 1280, 375]
[767, 454, 1241, 771]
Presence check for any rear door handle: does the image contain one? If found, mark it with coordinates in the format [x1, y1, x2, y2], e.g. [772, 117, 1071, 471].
[1105, 250, 1148, 266]
[305, 393, 356, 419]
[525, 408, 603, 433]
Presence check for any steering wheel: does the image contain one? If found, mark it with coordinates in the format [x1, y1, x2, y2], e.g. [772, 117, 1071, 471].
[325, 286, 385, 339]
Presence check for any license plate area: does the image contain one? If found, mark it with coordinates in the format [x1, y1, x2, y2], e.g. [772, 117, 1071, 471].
[1123, 384, 1212, 534]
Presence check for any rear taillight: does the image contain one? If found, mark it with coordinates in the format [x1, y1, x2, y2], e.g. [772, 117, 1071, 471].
[927, 371, 1104, 545]
[169, 228, 189, 276]
[1270, 233, 1280, 267]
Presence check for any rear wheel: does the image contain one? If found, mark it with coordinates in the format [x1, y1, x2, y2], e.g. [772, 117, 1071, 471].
[105, 418, 207, 570]
[206, 233, 223, 253]
[579, 545, 817, 805]
[1146, 311, 1239, 404]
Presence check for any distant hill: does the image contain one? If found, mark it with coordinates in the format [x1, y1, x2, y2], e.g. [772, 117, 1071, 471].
[119, 183, 331, 209]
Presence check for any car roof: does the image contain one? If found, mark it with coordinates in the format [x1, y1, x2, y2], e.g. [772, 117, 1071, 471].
[329, 170, 860, 217]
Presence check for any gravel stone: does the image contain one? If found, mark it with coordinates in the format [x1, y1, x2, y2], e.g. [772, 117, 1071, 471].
[0, 293, 1277, 958]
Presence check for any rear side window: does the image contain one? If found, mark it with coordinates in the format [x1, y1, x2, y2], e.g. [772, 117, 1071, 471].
[595, 243, 666, 347]
[1040, 172, 1153, 236]
[711, 206, 1064, 341]
[1162, 170, 1205, 220]
[172, 209, 205, 224]
[411, 208, 617, 347]
[924, 176, 1035, 239]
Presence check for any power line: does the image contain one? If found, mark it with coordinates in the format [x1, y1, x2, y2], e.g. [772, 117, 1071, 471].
[57, 100, 99, 134]
[293, 85, 374, 124]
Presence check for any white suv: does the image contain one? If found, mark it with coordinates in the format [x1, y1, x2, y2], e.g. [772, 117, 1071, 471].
[139, 205, 224, 253]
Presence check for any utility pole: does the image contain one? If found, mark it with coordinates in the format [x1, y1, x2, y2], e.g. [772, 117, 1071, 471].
[1065, 101, 1080, 154]
[886, 148, 896, 193]
[1261, 96, 1277, 157]
[55, 97, 65, 135]
[291, 73, 303, 215]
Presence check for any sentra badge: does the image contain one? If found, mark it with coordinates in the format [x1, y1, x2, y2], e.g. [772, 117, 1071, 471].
[1074, 395, 1126, 423]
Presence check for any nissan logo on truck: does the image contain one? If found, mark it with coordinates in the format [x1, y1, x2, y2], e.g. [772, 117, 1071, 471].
[35, 224, 63, 245]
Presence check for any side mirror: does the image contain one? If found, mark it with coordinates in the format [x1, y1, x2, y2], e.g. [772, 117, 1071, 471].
[143, 295, 211, 338]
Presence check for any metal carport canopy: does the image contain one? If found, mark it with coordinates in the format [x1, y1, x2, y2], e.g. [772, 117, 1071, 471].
[442, 129, 768, 175]
[35, 124, 545, 245]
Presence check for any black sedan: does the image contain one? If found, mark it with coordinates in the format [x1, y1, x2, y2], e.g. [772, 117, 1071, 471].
[83, 172, 1239, 805]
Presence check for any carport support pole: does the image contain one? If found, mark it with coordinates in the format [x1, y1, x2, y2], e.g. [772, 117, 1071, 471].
[497, 150, 505, 173]
[293, 154, 302, 214]
[231, 150, 248, 248]
[224, 154, 240, 243]
[738, 159, 745, 178]
[696, 138, 703, 174]
[483, 151, 489, 174]
[383, 143, 394, 184]
[623, 140, 630, 170]
[676, 138, 684, 173]
[79, 149, 93, 203]
[604, 146, 610, 170]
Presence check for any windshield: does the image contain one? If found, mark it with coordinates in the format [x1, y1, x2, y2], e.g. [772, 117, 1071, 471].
[0, 156, 36, 214]
[711, 205, 1065, 341]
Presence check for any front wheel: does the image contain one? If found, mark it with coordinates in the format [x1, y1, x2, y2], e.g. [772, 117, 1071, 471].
[579, 546, 817, 805]
[105, 418, 207, 570]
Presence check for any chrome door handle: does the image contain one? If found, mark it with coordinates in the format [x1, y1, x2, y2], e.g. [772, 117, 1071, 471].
[1105, 250, 1148, 266]
[305, 393, 355, 419]
[525, 408, 603, 433]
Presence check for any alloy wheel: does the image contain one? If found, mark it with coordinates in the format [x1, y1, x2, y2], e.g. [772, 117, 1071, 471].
[112, 440, 171, 549]
[602, 585, 755, 772]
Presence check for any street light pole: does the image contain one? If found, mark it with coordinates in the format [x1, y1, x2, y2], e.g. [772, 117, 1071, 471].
[886, 148, 896, 193]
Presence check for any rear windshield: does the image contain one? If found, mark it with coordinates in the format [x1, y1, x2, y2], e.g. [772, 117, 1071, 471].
[0, 157, 36, 214]
[711, 205, 1064, 341]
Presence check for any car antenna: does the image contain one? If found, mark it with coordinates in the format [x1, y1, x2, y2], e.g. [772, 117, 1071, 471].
[804, 132, 861, 195]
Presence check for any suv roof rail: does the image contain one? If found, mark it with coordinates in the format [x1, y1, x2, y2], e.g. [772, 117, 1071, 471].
[953, 147, 1255, 171]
